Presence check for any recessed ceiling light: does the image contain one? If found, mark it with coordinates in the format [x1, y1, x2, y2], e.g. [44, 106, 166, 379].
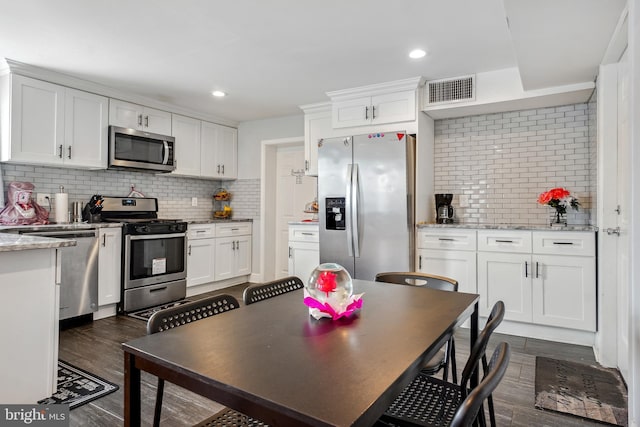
[212, 90, 226, 97]
[409, 49, 426, 59]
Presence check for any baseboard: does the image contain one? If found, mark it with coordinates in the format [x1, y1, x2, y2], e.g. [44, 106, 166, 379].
[486, 318, 596, 346]
[186, 276, 248, 297]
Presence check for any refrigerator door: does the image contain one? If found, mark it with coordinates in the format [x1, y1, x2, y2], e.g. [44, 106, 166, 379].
[318, 136, 356, 276]
[352, 132, 414, 280]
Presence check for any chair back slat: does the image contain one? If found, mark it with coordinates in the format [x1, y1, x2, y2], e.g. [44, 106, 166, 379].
[147, 294, 239, 335]
[450, 342, 511, 427]
[375, 271, 458, 291]
[243, 276, 304, 305]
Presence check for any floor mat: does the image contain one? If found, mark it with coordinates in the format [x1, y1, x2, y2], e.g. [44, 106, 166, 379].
[535, 356, 627, 426]
[38, 361, 118, 409]
[127, 300, 191, 321]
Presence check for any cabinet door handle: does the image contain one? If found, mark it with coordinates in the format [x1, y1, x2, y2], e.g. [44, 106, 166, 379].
[58, 144, 63, 158]
[305, 160, 309, 171]
[138, 114, 143, 126]
[232, 241, 236, 250]
[289, 247, 292, 258]
[102, 234, 106, 247]
[372, 105, 376, 119]
[552, 241, 574, 245]
[188, 244, 191, 255]
[419, 255, 422, 270]
[365, 106, 369, 120]
[301, 232, 314, 236]
[68, 146, 72, 159]
[525, 261, 528, 278]
[495, 239, 514, 243]
[144, 115, 149, 127]
[217, 164, 220, 174]
[222, 164, 225, 175]
[438, 238, 455, 241]
[236, 240, 239, 249]
[536, 261, 540, 278]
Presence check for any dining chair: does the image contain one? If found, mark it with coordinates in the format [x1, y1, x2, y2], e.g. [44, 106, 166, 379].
[377, 300, 506, 427]
[375, 272, 459, 383]
[146, 295, 240, 427]
[243, 275, 304, 305]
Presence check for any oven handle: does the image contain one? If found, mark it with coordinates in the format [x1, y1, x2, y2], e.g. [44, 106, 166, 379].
[128, 232, 186, 241]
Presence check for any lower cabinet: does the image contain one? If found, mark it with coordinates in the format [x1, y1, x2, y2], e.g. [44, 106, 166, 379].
[214, 235, 252, 281]
[98, 227, 122, 305]
[288, 224, 319, 282]
[187, 222, 252, 286]
[416, 229, 477, 294]
[477, 230, 596, 332]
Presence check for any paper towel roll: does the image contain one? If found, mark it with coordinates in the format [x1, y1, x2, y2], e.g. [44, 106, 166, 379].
[54, 193, 69, 224]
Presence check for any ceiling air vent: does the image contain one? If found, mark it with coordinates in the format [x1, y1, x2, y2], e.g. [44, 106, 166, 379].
[426, 75, 475, 105]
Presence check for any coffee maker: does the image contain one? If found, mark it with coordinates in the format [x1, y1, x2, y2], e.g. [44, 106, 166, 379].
[435, 193, 454, 224]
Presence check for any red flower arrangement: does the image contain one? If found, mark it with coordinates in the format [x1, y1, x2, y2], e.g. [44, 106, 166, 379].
[537, 187, 580, 224]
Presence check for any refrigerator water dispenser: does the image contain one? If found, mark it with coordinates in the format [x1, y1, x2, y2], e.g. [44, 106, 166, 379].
[325, 197, 345, 230]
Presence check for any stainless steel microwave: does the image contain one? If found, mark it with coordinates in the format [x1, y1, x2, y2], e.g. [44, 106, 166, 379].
[108, 126, 176, 173]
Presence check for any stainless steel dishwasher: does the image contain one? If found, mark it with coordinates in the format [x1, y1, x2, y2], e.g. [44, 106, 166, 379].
[20, 228, 99, 320]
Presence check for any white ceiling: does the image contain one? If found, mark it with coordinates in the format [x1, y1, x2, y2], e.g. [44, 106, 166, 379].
[0, 0, 626, 123]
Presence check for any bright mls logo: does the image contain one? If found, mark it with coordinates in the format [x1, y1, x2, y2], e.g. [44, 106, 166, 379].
[0, 405, 68, 426]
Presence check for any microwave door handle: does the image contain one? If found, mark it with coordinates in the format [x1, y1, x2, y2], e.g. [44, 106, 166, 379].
[162, 140, 169, 165]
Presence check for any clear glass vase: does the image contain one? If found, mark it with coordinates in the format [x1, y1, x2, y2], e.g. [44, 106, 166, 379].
[549, 208, 567, 227]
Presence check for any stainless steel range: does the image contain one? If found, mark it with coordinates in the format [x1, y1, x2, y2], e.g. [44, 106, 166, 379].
[100, 197, 187, 313]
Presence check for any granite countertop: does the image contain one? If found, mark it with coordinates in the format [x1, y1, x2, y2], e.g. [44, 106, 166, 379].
[188, 218, 253, 224]
[416, 223, 597, 232]
[0, 233, 77, 252]
[0, 222, 123, 232]
[288, 221, 319, 226]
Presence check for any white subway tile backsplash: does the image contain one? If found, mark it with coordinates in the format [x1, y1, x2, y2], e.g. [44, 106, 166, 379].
[434, 103, 596, 226]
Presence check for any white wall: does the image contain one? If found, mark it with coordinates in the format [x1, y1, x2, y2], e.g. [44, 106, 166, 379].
[237, 114, 304, 179]
[236, 114, 304, 278]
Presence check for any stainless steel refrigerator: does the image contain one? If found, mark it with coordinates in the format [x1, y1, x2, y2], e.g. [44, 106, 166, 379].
[318, 131, 415, 280]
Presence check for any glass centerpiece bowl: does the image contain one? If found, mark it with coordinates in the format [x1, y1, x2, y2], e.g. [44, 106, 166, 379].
[303, 263, 362, 320]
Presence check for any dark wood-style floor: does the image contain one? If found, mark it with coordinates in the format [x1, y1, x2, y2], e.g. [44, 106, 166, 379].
[59, 283, 605, 426]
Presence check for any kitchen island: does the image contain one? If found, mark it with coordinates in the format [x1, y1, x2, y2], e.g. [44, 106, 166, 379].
[0, 233, 76, 403]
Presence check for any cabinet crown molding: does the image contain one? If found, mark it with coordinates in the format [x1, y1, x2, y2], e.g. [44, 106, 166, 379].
[298, 101, 331, 114]
[2, 58, 238, 128]
[326, 76, 424, 101]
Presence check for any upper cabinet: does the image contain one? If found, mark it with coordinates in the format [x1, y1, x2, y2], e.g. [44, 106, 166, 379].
[171, 115, 238, 180]
[201, 121, 237, 180]
[0, 74, 108, 168]
[299, 102, 334, 177]
[109, 99, 171, 135]
[327, 78, 422, 129]
[331, 90, 416, 129]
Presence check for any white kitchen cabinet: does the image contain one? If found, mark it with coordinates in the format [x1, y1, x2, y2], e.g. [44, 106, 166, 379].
[201, 121, 237, 180]
[0, 75, 108, 168]
[214, 222, 252, 281]
[288, 224, 319, 282]
[109, 99, 172, 135]
[98, 227, 122, 305]
[172, 114, 202, 176]
[187, 224, 216, 287]
[300, 102, 333, 177]
[64, 88, 109, 168]
[477, 230, 596, 332]
[416, 229, 477, 295]
[331, 90, 416, 129]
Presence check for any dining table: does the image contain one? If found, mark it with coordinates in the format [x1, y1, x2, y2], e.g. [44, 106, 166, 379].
[122, 279, 480, 427]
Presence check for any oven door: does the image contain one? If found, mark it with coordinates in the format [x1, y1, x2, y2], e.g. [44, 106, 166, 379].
[124, 233, 187, 289]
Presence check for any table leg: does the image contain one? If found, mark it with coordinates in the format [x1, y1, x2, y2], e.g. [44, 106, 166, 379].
[124, 351, 141, 427]
[470, 301, 479, 389]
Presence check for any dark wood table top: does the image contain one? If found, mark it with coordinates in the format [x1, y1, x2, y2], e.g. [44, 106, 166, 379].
[123, 279, 479, 427]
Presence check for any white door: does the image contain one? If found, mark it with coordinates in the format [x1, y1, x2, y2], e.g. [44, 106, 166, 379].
[214, 237, 235, 281]
[532, 254, 596, 331]
[289, 242, 320, 284]
[64, 88, 108, 168]
[418, 249, 477, 294]
[187, 238, 215, 287]
[616, 51, 630, 380]
[10, 75, 65, 165]
[218, 125, 238, 179]
[109, 99, 142, 129]
[274, 146, 316, 278]
[172, 114, 201, 176]
[98, 228, 122, 305]
[477, 252, 532, 321]
[234, 235, 252, 277]
[142, 107, 172, 135]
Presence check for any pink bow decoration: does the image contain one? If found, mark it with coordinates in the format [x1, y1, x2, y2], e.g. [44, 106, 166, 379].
[303, 294, 363, 320]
